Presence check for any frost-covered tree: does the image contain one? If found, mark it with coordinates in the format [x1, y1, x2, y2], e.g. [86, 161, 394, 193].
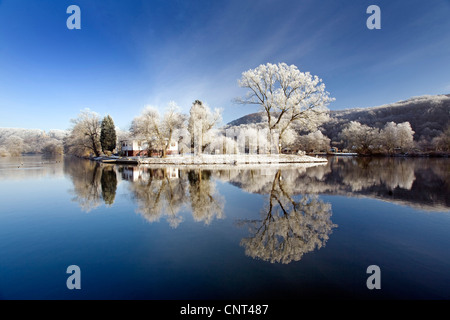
[177, 126, 191, 155]
[0, 128, 67, 156]
[297, 130, 331, 153]
[241, 125, 263, 154]
[236, 62, 333, 153]
[64, 109, 102, 157]
[188, 100, 222, 154]
[432, 125, 450, 152]
[130, 106, 159, 155]
[42, 140, 63, 155]
[380, 122, 398, 154]
[225, 124, 270, 154]
[130, 102, 186, 157]
[0, 146, 9, 157]
[340, 121, 380, 154]
[380, 121, 415, 153]
[2, 136, 24, 156]
[396, 122, 415, 151]
[279, 126, 298, 151]
[100, 115, 117, 153]
[162, 102, 187, 156]
[206, 133, 239, 155]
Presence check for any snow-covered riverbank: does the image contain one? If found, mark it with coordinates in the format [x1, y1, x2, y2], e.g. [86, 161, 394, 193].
[95, 154, 328, 165]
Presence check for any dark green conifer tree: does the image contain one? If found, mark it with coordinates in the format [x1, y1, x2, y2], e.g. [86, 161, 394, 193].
[100, 115, 117, 153]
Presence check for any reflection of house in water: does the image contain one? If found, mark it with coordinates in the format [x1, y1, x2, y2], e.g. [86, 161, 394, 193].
[167, 167, 179, 179]
[121, 166, 180, 182]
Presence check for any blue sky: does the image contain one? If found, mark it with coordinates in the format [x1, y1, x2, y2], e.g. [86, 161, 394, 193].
[0, 0, 449, 131]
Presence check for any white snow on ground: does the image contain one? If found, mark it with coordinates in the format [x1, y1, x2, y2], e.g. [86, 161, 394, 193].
[134, 154, 327, 165]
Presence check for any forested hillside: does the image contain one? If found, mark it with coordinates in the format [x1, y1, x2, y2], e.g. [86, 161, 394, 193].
[227, 94, 450, 151]
[321, 94, 450, 144]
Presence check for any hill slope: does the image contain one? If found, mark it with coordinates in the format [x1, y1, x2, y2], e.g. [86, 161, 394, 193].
[227, 94, 450, 143]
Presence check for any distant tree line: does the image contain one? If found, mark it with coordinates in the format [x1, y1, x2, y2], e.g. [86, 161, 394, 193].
[339, 121, 414, 155]
[0, 128, 67, 157]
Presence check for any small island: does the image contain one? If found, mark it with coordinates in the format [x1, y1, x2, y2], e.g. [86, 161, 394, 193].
[91, 153, 328, 166]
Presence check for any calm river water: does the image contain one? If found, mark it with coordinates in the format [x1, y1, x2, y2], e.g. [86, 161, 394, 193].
[0, 155, 449, 299]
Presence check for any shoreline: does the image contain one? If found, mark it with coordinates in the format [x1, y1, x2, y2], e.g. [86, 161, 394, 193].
[90, 154, 328, 166]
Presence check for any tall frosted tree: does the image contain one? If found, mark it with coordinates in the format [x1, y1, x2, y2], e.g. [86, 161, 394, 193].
[188, 100, 222, 154]
[100, 115, 117, 153]
[297, 130, 331, 153]
[236, 62, 333, 153]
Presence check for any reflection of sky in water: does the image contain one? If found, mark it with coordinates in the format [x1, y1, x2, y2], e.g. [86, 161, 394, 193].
[0, 155, 449, 299]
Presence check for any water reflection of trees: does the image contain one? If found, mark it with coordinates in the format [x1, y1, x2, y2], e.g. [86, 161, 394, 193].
[124, 167, 224, 227]
[126, 167, 188, 228]
[63, 156, 449, 264]
[339, 157, 416, 191]
[122, 165, 334, 263]
[64, 157, 118, 212]
[64, 160, 226, 224]
[220, 157, 449, 210]
[236, 169, 336, 264]
[101, 166, 117, 206]
[216, 157, 449, 262]
[187, 170, 225, 225]
[66, 157, 448, 217]
[332, 157, 449, 209]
